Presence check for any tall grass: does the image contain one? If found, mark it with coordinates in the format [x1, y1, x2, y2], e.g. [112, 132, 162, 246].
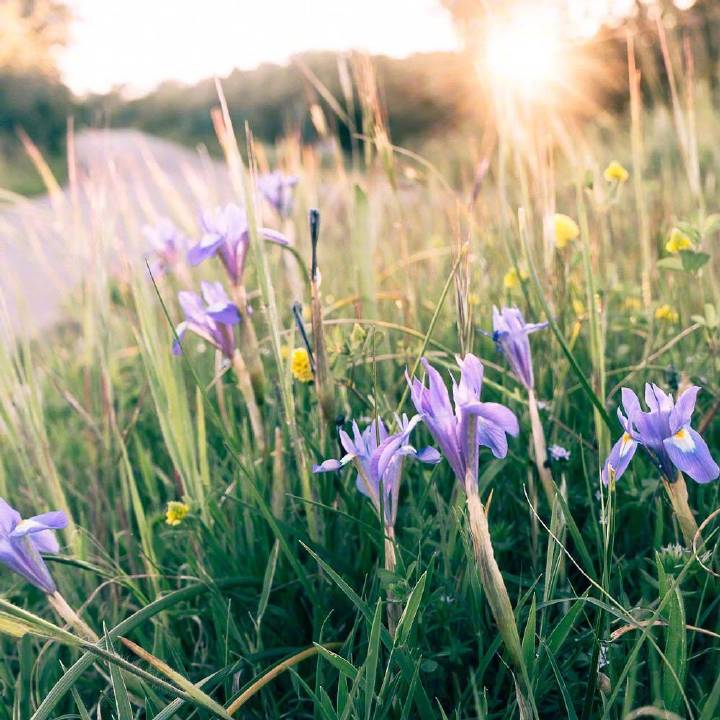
[0, 32, 719, 720]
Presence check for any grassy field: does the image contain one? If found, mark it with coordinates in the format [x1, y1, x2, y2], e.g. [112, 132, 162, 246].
[1, 51, 720, 720]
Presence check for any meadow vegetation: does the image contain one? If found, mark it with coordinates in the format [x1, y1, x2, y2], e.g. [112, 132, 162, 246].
[2, 26, 720, 720]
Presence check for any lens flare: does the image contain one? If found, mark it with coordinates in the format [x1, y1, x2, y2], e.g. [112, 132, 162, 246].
[483, 8, 564, 101]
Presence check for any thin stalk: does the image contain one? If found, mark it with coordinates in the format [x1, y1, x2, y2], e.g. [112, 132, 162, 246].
[527, 388, 554, 508]
[231, 350, 266, 454]
[47, 592, 98, 642]
[384, 524, 401, 638]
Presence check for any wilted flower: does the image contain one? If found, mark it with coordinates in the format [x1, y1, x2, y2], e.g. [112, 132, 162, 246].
[408, 354, 519, 490]
[603, 161, 629, 183]
[290, 347, 313, 383]
[143, 218, 185, 276]
[655, 304, 679, 324]
[313, 415, 440, 526]
[665, 227, 694, 255]
[165, 501, 190, 526]
[187, 203, 288, 285]
[173, 281, 241, 359]
[602, 384, 719, 485]
[503, 267, 528, 290]
[492, 306, 548, 391]
[553, 213, 580, 249]
[549, 444, 571, 462]
[0, 498, 68, 593]
[257, 171, 299, 219]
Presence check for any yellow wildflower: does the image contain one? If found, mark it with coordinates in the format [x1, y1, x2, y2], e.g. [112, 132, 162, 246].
[503, 267, 528, 290]
[290, 347, 313, 383]
[624, 296, 642, 311]
[572, 298, 586, 317]
[165, 501, 190, 527]
[665, 227, 694, 254]
[553, 213, 580, 249]
[603, 161, 629, 183]
[655, 304, 679, 323]
[468, 292, 481, 306]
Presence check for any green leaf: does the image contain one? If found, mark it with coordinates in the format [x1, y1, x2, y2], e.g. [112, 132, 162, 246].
[314, 644, 359, 681]
[364, 601, 383, 720]
[394, 571, 427, 646]
[522, 596, 537, 675]
[680, 251, 710, 272]
[657, 256, 684, 272]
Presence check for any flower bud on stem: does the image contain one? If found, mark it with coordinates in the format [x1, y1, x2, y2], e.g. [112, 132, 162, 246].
[309, 210, 336, 424]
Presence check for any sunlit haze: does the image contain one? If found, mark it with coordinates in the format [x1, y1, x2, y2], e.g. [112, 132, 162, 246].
[58, 0, 459, 96]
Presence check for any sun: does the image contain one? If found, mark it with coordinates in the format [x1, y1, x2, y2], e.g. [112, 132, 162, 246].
[483, 8, 564, 102]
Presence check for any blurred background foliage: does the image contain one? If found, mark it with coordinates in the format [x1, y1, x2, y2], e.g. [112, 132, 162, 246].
[3, 0, 720, 195]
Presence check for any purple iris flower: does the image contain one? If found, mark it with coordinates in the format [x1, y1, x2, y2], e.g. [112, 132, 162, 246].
[257, 171, 299, 219]
[172, 281, 241, 359]
[187, 203, 288, 285]
[492, 306, 548, 390]
[602, 384, 720, 485]
[407, 354, 519, 489]
[313, 415, 440, 526]
[143, 218, 185, 277]
[0, 498, 68, 593]
[549, 444, 571, 462]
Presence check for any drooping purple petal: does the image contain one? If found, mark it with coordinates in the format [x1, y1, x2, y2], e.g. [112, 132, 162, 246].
[663, 427, 720, 484]
[0, 499, 66, 593]
[601, 432, 638, 485]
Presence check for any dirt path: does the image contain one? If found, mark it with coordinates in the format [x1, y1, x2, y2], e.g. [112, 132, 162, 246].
[0, 129, 233, 337]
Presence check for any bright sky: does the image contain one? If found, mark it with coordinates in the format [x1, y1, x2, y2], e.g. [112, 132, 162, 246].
[58, 0, 459, 96]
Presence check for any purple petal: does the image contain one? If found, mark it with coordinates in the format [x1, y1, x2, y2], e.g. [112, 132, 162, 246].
[415, 446, 442, 464]
[601, 432, 638, 485]
[206, 303, 241, 325]
[10, 511, 68, 538]
[187, 235, 223, 265]
[31, 531, 61, 554]
[172, 322, 188, 355]
[312, 459, 344, 473]
[477, 419, 510, 459]
[260, 228, 290, 245]
[663, 426, 720, 484]
[471, 401, 520, 437]
[0, 499, 20, 534]
[421, 358, 454, 418]
[669, 386, 700, 434]
[620, 388, 641, 423]
[178, 291, 205, 321]
[644, 383, 673, 413]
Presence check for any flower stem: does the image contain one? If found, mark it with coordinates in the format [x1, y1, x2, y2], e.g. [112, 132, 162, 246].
[528, 389, 555, 507]
[232, 284, 266, 405]
[384, 524, 401, 637]
[232, 350, 266, 454]
[47, 591, 98, 642]
[663, 473, 701, 549]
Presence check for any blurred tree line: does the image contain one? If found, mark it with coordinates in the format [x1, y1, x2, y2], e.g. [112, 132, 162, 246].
[2, 0, 720, 194]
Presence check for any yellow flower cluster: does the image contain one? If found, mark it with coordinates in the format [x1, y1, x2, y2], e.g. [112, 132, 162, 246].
[554, 213, 580, 249]
[290, 347, 314, 383]
[165, 501, 190, 527]
[665, 228, 694, 254]
[603, 161, 629, 183]
[655, 304, 679, 323]
[503, 267, 529, 290]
